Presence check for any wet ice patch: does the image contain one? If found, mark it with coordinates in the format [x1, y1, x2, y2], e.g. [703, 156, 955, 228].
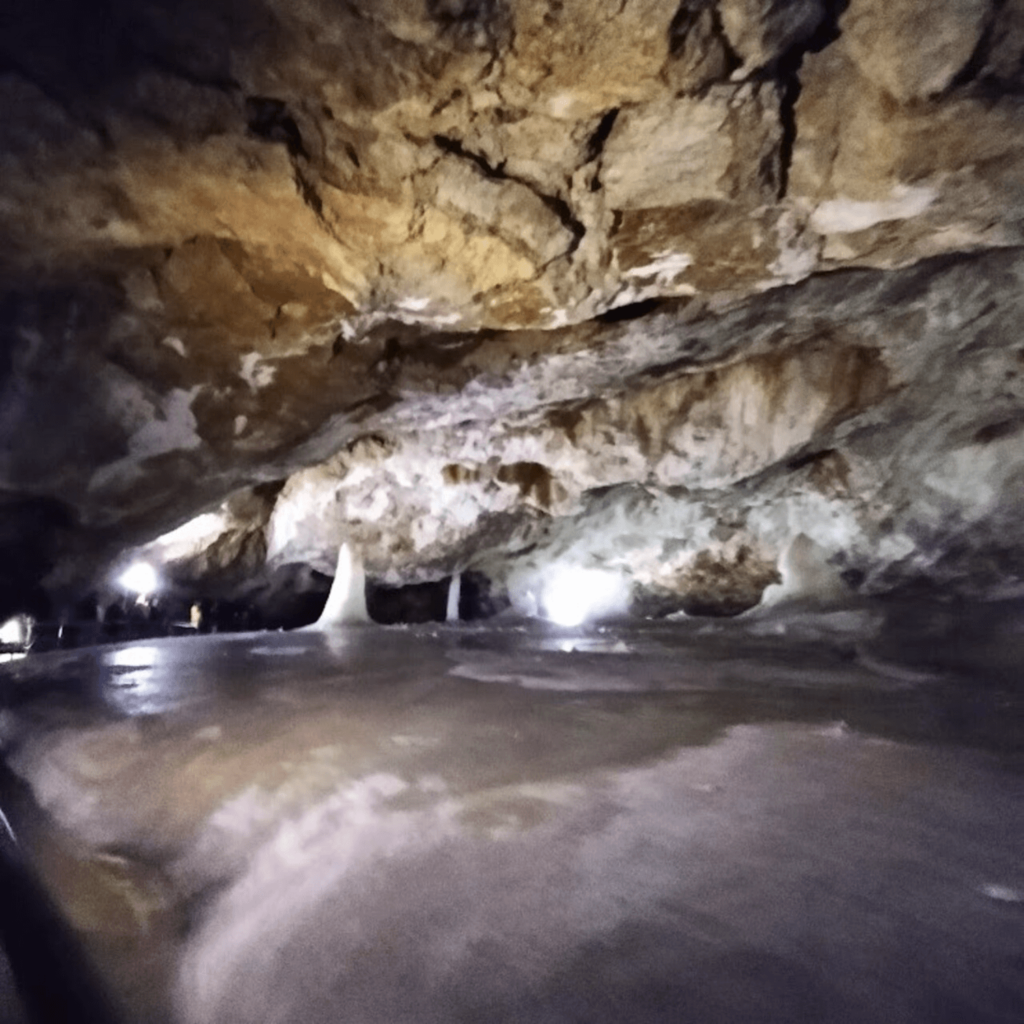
[854, 647, 940, 684]
[817, 721, 852, 739]
[745, 609, 881, 641]
[416, 774, 448, 793]
[180, 726, 968, 1024]
[6, 720, 152, 848]
[448, 659, 642, 691]
[391, 734, 439, 749]
[176, 773, 462, 1021]
[174, 771, 413, 896]
[0, 710, 21, 749]
[980, 883, 1022, 903]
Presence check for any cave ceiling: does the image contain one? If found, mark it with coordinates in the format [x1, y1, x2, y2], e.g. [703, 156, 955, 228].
[2, 0, 1024, 614]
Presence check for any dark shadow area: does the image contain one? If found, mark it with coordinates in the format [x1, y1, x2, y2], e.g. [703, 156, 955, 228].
[0, 772, 122, 1024]
[367, 578, 450, 624]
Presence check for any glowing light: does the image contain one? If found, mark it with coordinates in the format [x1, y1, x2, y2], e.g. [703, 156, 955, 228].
[544, 568, 626, 627]
[118, 561, 158, 597]
[0, 616, 28, 646]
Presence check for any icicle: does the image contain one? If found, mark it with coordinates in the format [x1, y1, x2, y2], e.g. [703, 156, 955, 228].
[314, 543, 369, 626]
[446, 571, 462, 623]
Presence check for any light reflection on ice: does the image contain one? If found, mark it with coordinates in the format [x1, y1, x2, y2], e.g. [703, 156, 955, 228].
[107, 645, 160, 670]
[980, 882, 1022, 902]
[105, 644, 161, 692]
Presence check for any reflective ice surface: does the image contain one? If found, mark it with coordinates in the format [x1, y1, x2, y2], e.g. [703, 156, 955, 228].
[0, 609, 1021, 1024]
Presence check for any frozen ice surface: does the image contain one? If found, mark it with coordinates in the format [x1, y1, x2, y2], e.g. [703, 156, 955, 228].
[0, 616, 1020, 1024]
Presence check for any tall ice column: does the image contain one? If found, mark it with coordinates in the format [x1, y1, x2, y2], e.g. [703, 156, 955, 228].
[314, 543, 370, 626]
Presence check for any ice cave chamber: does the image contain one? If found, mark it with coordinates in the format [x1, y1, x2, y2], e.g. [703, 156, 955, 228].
[0, 0, 1022, 1021]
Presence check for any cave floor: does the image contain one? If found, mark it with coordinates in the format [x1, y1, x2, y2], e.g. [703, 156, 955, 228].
[0, 613, 1021, 1024]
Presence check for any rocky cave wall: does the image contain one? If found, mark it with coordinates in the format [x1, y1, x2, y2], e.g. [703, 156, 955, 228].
[2, 0, 1024, 618]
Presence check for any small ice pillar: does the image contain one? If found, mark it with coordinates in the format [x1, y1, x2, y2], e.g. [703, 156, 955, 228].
[761, 532, 847, 607]
[446, 571, 462, 623]
[315, 543, 369, 626]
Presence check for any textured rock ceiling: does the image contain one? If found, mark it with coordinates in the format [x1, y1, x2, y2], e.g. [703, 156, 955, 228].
[2, 0, 1024, 616]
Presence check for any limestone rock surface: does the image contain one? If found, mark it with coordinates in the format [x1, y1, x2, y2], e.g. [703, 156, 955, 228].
[1, 0, 1024, 616]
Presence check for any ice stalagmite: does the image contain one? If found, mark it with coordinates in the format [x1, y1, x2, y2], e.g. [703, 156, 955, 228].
[314, 543, 369, 626]
[446, 572, 461, 623]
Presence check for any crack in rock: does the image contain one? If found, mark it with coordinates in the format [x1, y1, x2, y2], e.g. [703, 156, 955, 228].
[433, 133, 586, 258]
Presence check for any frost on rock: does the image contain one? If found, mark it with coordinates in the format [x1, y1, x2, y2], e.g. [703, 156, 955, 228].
[811, 185, 938, 235]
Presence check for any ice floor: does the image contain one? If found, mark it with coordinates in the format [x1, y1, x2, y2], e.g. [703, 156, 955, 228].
[0, 610, 1021, 1023]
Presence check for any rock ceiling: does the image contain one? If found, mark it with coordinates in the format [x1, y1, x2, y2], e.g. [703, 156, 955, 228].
[2, 0, 1024, 616]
